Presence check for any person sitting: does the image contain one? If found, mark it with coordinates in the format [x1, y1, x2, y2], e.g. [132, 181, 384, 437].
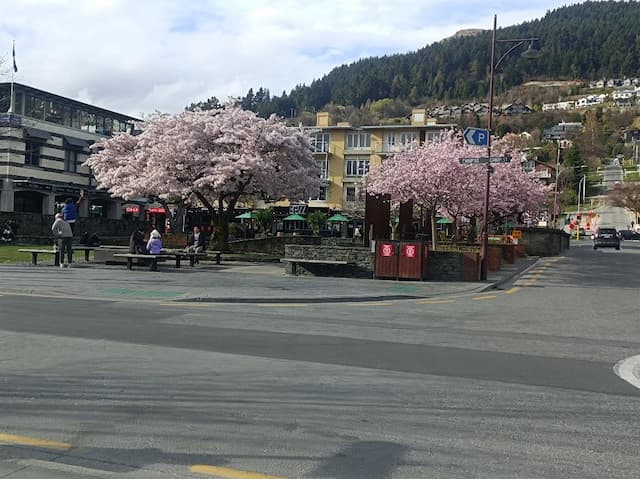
[185, 226, 207, 253]
[1, 222, 15, 244]
[129, 227, 147, 254]
[87, 233, 101, 247]
[79, 232, 90, 245]
[146, 229, 163, 254]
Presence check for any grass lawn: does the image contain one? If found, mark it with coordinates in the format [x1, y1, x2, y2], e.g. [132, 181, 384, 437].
[0, 244, 48, 263]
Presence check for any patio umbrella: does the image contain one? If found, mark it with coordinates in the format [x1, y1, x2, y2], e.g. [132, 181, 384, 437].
[436, 217, 453, 224]
[235, 211, 257, 219]
[283, 214, 306, 221]
[326, 213, 350, 223]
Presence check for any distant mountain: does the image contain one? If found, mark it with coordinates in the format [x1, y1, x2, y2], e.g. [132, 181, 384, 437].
[234, 1, 640, 117]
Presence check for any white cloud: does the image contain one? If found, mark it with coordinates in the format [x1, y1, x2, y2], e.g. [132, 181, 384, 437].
[0, 0, 584, 116]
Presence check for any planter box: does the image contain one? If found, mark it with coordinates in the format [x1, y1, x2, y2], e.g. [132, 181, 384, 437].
[487, 246, 502, 271]
[515, 244, 526, 257]
[501, 244, 516, 264]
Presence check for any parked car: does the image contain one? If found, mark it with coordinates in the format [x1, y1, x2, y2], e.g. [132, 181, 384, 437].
[593, 227, 621, 250]
[618, 229, 640, 240]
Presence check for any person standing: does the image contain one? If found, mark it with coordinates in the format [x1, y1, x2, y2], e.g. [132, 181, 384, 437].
[51, 213, 73, 268]
[61, 190, 84, 233]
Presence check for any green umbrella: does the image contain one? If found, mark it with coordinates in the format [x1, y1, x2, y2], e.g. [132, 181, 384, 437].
[235, 211, 257, 219]
[283, 214, 306, 221]
[436, 217, 453, 224]
[326, 213, 350, 223]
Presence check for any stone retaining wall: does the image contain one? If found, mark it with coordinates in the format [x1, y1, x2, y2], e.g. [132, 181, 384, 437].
[232, 236, 356, 256]
[520, 227, 570, 256]
[425, 251, 480, 281]
[284, 244, 374, 278]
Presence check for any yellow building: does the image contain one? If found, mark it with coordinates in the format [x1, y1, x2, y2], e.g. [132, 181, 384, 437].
[306, 109, 456, 214]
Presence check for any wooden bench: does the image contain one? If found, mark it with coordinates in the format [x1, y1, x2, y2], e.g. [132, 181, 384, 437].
[19, 249, 59, 266]
[19, 247, 96, 266]
[162, 249, 222, 266]
[282, 258, 353, 275]
[113, 253, 171, 271]
[114, 251, 218, 271]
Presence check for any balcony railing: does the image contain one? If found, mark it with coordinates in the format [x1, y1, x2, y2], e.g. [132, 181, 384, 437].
[372, 142, 415, 155]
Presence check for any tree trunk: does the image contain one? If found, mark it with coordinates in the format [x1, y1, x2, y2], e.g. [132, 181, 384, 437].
[157, 199, 187, 233]
[430, 210, 437, 250]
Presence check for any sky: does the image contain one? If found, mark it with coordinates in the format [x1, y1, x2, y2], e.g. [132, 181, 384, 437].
[0, 0, 586, 117]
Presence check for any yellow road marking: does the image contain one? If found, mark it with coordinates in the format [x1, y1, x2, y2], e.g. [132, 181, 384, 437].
[190, 465, 287, 479]
[472, 295, 497, 301]
[416, 299, 455, 305]
[347, 301, 393, 307]
[161, 302, 211, 308]
[505, 287, 520, 295]
[0, 433, 71, 450]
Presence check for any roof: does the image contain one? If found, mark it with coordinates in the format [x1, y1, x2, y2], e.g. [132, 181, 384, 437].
[0, 82, 140, 122]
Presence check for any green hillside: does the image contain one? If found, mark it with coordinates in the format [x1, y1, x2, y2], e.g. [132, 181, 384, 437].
[215, 1, 640, 118]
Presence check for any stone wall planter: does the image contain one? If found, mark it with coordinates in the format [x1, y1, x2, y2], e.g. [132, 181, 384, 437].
[487, 246, 502, 271]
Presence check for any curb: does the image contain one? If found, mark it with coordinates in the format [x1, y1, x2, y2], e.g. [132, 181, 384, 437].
[481, 256, 542, 292]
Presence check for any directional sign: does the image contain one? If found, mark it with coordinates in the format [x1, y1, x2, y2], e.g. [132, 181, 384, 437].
[460, 157, 487, 165]
[489, 155, 511, 164]
[463, 127, 489, 146]
[459, 156, 511, 165]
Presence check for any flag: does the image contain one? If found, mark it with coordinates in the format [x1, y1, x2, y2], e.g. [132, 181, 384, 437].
[12, 41, 17, 73]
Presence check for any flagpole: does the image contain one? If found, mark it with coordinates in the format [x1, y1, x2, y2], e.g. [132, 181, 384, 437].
[9, 40, 15, 113]
[7, 40, 16, 183]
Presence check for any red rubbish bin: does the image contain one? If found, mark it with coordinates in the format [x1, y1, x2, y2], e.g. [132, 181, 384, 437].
[398, 241, 424, 279]
[375, 241, 399, 279]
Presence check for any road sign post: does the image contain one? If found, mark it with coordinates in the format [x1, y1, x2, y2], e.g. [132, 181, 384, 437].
[463, 127, 489, 146]
[459, 156, 511, 165]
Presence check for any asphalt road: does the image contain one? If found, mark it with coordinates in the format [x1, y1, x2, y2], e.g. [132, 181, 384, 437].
[0, 244, 639, 478]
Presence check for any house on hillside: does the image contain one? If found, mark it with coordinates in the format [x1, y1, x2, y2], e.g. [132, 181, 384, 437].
[500, 102, 533, 115]
[543, 121, 583, 141]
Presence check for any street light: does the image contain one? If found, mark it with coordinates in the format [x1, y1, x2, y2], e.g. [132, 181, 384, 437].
[481, 14, 540, 280]
[575, 174, 587, 240]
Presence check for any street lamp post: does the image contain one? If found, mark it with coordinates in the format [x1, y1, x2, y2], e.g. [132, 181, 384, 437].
[552, 139, 562, 228]
[480, 15, 539, 280]
[575, 174, 587, 240]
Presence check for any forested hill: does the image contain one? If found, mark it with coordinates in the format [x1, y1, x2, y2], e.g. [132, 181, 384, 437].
[204, 1, 640, 118]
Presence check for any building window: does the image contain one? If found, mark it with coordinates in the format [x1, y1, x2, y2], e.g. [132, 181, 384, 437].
[65, 149, 78, 173]
[346, 132, 370, 149]
[45, 100, 63, 124]
[311, 186, 327, 201]
[25, 95, 44, 120]
[24, 140, 41, 166]
[311, 133, 330, 153]
[399, 132, 417, 145]
[317, 158, 328, 180]
[345, 186, 357, 202]
[425, 131, 441, 143]
[345, 157, 370, 177]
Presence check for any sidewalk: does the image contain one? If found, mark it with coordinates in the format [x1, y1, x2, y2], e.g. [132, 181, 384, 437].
[0, 256, 539, 304]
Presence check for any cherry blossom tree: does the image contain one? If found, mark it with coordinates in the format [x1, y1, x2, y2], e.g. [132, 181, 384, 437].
[489, 135, 551, 225]
[366, 131, 484, 247]
[87, 106, 320, 249]
[365, 131, 550, 247]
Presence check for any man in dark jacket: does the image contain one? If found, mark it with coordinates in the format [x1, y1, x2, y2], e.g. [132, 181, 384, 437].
[185, 226, 207, 253]
[129, 227, 146, 254]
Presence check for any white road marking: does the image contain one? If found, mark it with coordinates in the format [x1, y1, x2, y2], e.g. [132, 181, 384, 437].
[613, 354, 640, 390]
